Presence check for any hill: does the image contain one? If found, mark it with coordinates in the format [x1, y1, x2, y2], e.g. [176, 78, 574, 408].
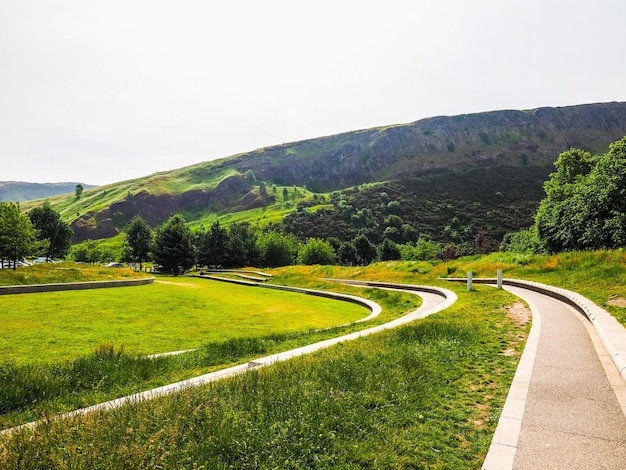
[20, 102, 626, 249]
[0, 181, 95, 203]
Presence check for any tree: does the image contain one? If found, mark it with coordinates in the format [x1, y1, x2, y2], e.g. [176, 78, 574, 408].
[124, 216, 153, 270]
[297, 238, 336, 265]
[338, 241, 358, 266]
[378, 238, 400, 261]
[197, 221, 229, 268]
[152, 214, 196, 275]
[534, 139, 626, 252]
[225, 222, 260, 268]
[0, 202, 39, 269]
[353, 234, 377, 266]
[75, 184, 84, 199]
[258, 231, 297, 267]
[28, 201, 73, 260]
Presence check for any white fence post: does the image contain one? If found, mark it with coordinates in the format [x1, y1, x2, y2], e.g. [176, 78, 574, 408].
[497, 269, 503, 289]
[467, 271, 473, 291]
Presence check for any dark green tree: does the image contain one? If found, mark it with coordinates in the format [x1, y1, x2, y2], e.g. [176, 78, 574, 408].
[75, 184, 84, 199]
[152, 214, 196, 275]
[123, 216, 153, 270]
[29, 201, 73, 261]
[197, 221, 229, 268]
[225, 222, 259, 267]
[353, 234, 377, 266]
[378, 238, 401, 261]
[338, 241, 358, 266]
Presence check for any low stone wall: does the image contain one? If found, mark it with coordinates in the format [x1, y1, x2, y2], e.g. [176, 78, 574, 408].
[0, 277, 155, 295]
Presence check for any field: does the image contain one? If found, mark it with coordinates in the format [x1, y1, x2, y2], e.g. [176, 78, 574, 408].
[2, 251, 626, 467]
[0, 276, 369, 364]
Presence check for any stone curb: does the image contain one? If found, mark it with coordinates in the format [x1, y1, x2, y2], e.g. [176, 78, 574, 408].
[448, 277, 626, 383]
[0, 277, 156, 295]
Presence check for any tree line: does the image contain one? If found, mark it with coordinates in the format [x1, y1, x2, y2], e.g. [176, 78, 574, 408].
[118, 214, 460, 275]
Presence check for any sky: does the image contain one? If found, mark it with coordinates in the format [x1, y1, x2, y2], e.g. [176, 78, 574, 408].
[2, 0, 625, 186]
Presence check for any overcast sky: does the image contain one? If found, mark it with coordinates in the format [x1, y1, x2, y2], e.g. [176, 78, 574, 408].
[2, 0, 625, 186]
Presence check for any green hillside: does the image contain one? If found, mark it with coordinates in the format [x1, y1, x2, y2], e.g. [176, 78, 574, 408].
[19, 102, 626, 249]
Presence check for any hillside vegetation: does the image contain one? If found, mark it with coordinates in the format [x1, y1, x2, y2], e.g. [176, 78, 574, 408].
[19, 102, 626, 250]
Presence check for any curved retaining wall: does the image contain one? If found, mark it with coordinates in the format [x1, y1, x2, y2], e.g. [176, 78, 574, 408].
[449, 277, 626, 382]
[0, 277, 155, 295]
[191, 274, 382, 319]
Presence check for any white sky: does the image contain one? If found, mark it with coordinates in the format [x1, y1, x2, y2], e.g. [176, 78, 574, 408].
[1, 0, 625, 185]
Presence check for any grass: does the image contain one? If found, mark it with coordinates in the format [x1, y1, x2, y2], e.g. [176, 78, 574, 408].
[0, 275, 420, 432]
[0, 276, 369, 364]
[2, 249, 626, 467]
[0, 283, 523, 468]
[0, 262, 149, 286]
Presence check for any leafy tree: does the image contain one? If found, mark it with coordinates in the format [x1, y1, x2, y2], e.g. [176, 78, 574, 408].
[75, 184, 84, 199]
[28, 201, 73, 261]
[0, 202, 39, 269]
[534, 139, 626, 252]
[197, 221, 229, 268]
[353, 234, 377, 266]
[72, 240, 104, 264]
[123, 216, 153, 270]
[338, 241, 358, 266]
[535, 148, 595, 252]
[504, 226, 543, 253]
[152, 214, 196, 275]
[297, 238, 336, 265]
[225, 222, 259, 267]
[258, 231, 297, 267]
[378, 238, 401, 261]
[399, 237, 442, 261]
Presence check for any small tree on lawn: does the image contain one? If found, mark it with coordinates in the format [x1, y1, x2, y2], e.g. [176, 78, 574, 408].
[124, 216, 153, 270]
[152, 214, 196, 275]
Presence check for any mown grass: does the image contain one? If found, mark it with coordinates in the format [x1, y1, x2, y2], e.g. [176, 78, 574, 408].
[0, 284, 523, 468]
[0, 276, 370, 364]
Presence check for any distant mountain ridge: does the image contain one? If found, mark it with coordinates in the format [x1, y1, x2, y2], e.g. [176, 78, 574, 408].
[0, 182, 96, 203]
[17, 101, 626, 246]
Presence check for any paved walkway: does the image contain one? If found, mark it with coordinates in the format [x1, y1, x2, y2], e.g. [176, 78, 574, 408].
[483, 285, 626, 469]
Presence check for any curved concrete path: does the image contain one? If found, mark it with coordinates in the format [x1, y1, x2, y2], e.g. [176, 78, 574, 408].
[0, 281, 456, 438]
[483, 284, 626, 470]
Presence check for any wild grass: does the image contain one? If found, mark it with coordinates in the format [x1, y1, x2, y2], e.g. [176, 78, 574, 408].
[0, 284, 523, 468]
[0, 262, 148, 286]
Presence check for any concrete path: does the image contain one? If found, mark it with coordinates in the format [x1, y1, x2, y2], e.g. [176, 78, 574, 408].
[483, 284, 626, 469]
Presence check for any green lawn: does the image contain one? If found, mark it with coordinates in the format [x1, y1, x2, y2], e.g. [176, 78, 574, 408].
[0, 276, 368, 364]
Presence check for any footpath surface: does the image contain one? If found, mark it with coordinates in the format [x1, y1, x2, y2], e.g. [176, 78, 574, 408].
[483, 284, 626, 469]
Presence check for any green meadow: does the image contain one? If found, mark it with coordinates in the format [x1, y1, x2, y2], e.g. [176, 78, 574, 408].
[0, 276, 370, 364]
[2, 251, 626, 467]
